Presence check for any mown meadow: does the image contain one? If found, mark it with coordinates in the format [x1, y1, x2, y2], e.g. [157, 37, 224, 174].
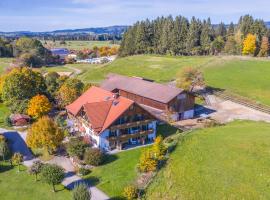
[145, 121, 270, 200]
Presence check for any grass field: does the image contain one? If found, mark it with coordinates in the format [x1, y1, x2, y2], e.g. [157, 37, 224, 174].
[0, 162, 71, 200]
[41, 40, 119, 50]
[84, 147, 146, 198]
[203, 57, 270, 105]
[146, 121, 270, 200]
[78, 55, 214, 83]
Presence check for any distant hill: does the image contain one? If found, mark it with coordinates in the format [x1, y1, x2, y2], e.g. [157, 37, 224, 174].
[0, 25, 129, 37]
[265, 21, 270, 28]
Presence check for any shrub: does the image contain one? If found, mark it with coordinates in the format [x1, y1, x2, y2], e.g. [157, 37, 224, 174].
[4, 116, 12, 127]
[12, 152, 23, 172]
[138, 150, 157, 173]
[28, 160, 43, 181]
[66, 137, 88, 160]
[84, 148, 104, 166]
[123, 185, 138, 200]
[72, 183, 91, 200]
[78, 167, 90, 176]
[152, 136, 167, 161]
[41, 164, 65, 192]
[0, 136, 10, 161]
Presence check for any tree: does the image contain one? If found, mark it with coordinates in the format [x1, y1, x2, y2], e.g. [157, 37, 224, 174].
[176, 67, 204, 92]
[1, 67, 46, 113]
[26, 116, 64, 155]
[84, 148, 104, 166]
[186, 17, 201, 55]
[56, 78, 84, 108]
[28, 160, 43, 181]
[138, 149, 158, 172]
[41, 164, 65, 192]
[66, 138, 87, 160]
[224, 36, 238, 55]
[72, 183, 91, 200]
[211, 36, 225, 55]
[123, 185, 138, 200]
[17, 52, 44, 67]
[200, 18, 212, 55]
[0, 135, 10, 161]
[45, 72, 60, 99]
[12, 152, 23, 172]
[242, 33, 256, 55]
[258, 36, 269, 57]
[27, 95, 52, 118]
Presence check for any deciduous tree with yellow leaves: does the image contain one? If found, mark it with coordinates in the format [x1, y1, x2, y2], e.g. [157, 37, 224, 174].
[27, 94, 52, 118]
[26, 116, 64, 155]
[242, 33, 256, 55]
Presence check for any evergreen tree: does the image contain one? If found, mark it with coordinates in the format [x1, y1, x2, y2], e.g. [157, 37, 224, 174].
[227, 22, 235, 37]
[200, 18, 212, 55]
[216, 22, 227, 38]
[186, 17, 201, 55]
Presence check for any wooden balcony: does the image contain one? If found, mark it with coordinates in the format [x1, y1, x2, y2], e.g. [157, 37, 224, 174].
[108, 129, 154, 142]
[110, 119, 153, 131]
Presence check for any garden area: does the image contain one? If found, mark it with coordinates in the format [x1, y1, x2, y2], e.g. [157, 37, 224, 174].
[0, 162, 71, 200]
[145, 121, 270, 199]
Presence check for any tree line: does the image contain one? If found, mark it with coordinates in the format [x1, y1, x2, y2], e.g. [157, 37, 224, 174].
[119, 15, 269, 57]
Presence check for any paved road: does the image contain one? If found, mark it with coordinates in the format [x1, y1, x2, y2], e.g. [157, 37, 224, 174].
[0, 128, 109, 200]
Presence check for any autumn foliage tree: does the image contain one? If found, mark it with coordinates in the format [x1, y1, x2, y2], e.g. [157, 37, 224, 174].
[138, 149, 158, 172]
[26, 116, 64, 155]
[27, 95, 52, 118]
[176, 67, 204, 92]
[258, 36, 269, 57]
[1, 67, 46, 113]
[56, 78, 84, 108]
[242, 33, 256, 55]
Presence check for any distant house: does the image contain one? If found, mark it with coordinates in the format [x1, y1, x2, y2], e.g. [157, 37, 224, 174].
[100, 74, 195, 121]
[66, 86, 157, 151]
[50, 48, 70, 60]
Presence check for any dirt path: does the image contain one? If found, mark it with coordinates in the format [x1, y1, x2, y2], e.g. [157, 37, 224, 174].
[206, 95, 270, 123]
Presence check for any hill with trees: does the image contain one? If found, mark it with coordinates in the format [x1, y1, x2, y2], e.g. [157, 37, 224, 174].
[119, 15, 269, 57]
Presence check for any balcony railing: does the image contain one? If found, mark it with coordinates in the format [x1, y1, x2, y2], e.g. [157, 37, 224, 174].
[110, 119, 153, 131]
[108, 129, 154, 142]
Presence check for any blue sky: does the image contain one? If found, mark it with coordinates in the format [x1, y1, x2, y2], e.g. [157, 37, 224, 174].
[0, 0, 269, 32]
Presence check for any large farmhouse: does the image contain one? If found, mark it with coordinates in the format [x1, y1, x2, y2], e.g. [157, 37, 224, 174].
[101, 74, 195, 121]
[66, 86, 157, 151]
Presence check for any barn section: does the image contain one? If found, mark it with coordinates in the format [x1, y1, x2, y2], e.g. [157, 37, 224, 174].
[100, 74, 195, 121]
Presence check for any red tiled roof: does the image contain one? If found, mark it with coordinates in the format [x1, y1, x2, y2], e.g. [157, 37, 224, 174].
[66, 86, 134, 134]
[100, 74, 184, 103]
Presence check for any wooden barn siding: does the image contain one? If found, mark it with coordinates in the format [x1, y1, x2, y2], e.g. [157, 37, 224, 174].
[168, 93, 195, 113]
[118, 90, 167, 110]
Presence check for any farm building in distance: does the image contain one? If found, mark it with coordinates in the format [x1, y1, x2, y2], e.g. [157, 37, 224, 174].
[50, 48, 70, 60]
[101, 74, 195, 121]
[66, 86, 157, 151]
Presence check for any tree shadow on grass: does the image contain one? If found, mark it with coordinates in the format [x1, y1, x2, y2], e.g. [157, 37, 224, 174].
[110, 196, 125, 200]
[102, 154, 118, 165]
[0, 163, 13, 173]
[84, 176, 100, 186]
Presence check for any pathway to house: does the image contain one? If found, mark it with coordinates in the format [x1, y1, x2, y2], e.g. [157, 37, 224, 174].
[66, 65, 82, 76]
[0, 128, 109, 200]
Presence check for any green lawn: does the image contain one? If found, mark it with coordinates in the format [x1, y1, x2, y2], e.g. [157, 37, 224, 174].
[146, 121, 270, 200]
[203, 57, 270, 105]
[0, 162, 71, 200]
[84, 147, 145, 198]
[78, 55, 214, 83]
[41, 40, 119, 50]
